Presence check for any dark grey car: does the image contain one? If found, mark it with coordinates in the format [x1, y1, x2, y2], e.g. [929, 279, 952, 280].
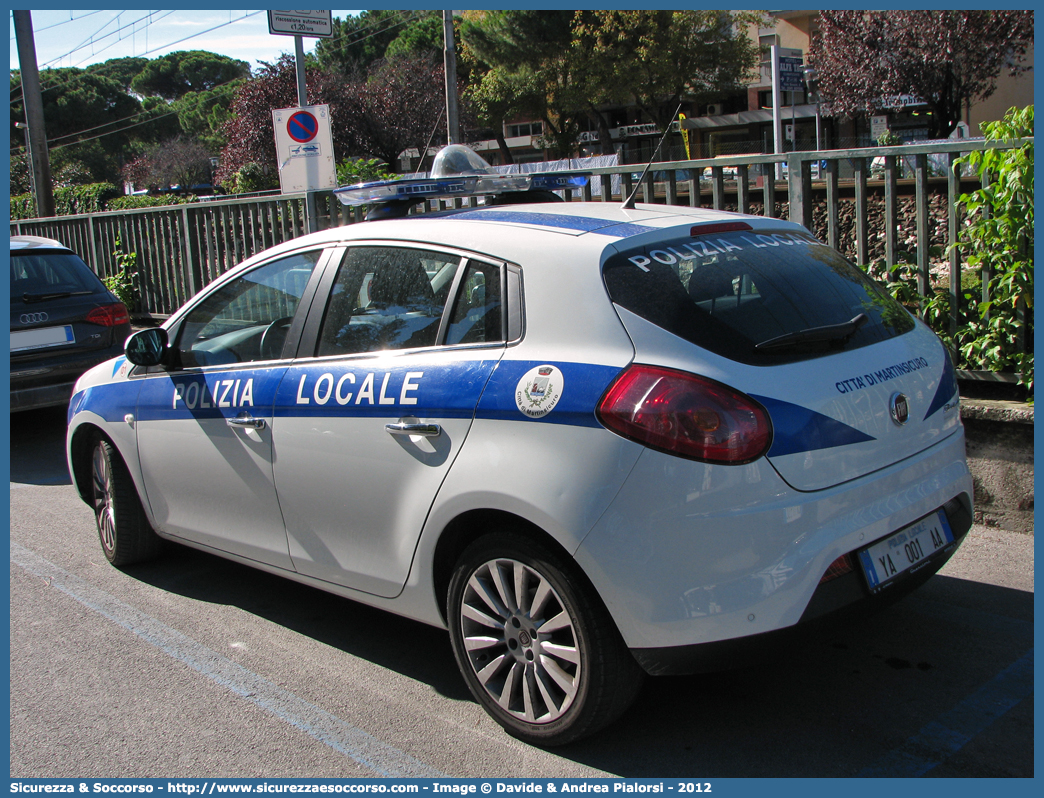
[10, 236, 131, 412]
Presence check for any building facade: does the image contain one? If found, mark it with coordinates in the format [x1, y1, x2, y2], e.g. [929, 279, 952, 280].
[465, 10, 1033, 166]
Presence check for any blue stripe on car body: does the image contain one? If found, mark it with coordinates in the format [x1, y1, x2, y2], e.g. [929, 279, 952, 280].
[751, 394, 877, 457]
[72, 359, 880, 458]
[444, 208, 658, 238]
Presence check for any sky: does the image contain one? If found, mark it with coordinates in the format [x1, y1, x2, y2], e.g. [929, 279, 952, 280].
[10, 10, 368, 72]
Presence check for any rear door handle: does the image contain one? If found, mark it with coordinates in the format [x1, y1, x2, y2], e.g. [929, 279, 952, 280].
[227, 414, 266, 430]
[385, 421, 441, 438]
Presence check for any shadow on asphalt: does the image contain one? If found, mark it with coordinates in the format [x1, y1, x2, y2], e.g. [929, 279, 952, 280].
[10, 404, 72, 485]
[10, 403, 1034, 776]
[119, 541, 1033, 777]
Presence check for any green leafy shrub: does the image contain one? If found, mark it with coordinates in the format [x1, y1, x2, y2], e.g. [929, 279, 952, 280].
[224, 162, 279, 194]
[103, 234, 140, 313]
[336, 158, 394, 186]
[952, 105, 1033, 391]
[864, 106, 1033, 395]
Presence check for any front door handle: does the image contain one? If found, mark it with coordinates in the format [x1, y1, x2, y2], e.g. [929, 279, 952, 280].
[385, 421, 441, 438]
[227, 413, 266, 430]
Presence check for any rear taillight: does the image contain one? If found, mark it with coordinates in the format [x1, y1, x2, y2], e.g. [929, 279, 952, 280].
[86, 302, 129, 327]
[597, 364, 772, 464]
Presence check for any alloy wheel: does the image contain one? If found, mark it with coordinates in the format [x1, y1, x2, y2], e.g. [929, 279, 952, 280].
[92, 444, 117, 554]
[459, 557, 582, 724]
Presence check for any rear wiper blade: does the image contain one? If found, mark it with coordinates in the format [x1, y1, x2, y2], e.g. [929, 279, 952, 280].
[21, 290, 93, 303]
[755, 313, 869, 353]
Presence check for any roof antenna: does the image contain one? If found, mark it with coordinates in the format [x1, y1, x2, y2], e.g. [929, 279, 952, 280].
[621, 102, 684, 211]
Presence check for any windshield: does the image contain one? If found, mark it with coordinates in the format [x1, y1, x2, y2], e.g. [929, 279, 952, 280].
[603, 229, 915, 365]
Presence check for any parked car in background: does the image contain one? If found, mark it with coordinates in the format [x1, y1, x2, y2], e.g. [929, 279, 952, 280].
[10, 235, 131, 411]
[66, 146, 972, 746]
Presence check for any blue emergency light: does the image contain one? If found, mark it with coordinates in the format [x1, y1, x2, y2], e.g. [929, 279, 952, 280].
[334, 145, 590, 210]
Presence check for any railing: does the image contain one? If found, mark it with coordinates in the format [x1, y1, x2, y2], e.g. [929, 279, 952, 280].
[10, 139, 1028, 381]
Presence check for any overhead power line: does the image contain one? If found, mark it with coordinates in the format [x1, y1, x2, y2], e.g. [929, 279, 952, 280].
[11, 9, 428, 152]
[8, 10, 105, 39]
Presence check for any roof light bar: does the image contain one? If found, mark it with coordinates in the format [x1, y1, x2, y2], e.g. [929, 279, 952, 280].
[333, 144, 589, 208]
[334, 172, 590, 208]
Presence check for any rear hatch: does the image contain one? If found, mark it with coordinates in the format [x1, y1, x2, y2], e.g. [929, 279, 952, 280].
[10, 249, 126, 364]
[602, 222, 961, 491]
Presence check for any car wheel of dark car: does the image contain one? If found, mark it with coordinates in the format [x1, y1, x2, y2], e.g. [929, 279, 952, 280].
[91, 439, 161, 567]
[447, 532, 644, 746]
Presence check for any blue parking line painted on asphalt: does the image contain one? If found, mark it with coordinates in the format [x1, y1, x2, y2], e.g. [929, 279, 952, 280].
[10, 541, 446, 778]
[857, 648, 1034, 777]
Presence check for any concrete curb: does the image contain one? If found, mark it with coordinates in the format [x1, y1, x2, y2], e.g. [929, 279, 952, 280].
[959, 398, 1034, 536]
[961, 398, 1034, 426]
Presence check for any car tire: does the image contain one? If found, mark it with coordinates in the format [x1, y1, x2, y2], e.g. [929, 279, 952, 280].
[91, 439, 161, 567]
[447, 532, 644, 746]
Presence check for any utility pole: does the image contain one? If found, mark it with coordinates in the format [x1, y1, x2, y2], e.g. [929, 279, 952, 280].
[443, 10, 461, 145]
[13, 10, 55, 218]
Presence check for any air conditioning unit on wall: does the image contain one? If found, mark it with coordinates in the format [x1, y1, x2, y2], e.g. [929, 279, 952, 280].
[706, 104, 724, 116]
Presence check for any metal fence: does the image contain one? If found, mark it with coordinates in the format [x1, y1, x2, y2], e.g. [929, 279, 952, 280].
[10, 139, 1028, 380]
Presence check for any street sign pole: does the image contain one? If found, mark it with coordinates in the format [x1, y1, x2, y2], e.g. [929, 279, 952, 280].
[771, 46, 783, 180]
[268, 11, 334, 234]
[771, 46, 804, 180]
[294, 35, 319, 233]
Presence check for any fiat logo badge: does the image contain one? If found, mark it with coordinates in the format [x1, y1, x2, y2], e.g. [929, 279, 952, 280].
[890, 392, 910, 426]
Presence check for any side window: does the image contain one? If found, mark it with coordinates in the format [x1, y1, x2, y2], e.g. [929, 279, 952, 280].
[316, 247, 460, 357]
[445, 261, 504, 346]
[175, 250, 321, 368]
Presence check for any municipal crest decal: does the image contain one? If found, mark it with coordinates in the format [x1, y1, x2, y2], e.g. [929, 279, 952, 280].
[515, 364, 564, 419]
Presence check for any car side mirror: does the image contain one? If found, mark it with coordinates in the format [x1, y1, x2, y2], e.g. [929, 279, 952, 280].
[125, 327, 169, 367]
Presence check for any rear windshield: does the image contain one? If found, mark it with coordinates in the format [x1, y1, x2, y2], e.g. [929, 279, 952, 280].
[11, 250, 105, 301]
[603, 229, 915, 365]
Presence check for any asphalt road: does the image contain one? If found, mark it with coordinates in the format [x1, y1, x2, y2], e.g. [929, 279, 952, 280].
[9, 405, 1035, 779]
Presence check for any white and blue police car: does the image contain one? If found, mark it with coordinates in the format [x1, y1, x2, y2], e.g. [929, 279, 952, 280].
[67, 145, 972, 746]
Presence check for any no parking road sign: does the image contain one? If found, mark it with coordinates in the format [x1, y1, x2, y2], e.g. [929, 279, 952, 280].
[286, 110, 319, 143]
[272, 104, 336, 193]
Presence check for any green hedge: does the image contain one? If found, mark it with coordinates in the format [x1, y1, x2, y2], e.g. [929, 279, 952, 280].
[10, 183, 123, 220]
[10, 184, 201, 219]
[107, 194, 199, 211]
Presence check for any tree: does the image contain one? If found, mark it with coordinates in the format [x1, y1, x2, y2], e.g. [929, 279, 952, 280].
[11, 67, 177, 185]
[460, 10, 762, 159]
[460, 10, 584, 158]
[571, 11, 763, 130]
[86, 57, 150, 92]
[215, 56, 363, 188]
[123, 136, 215, 192]
[172, 83, 244, 152]
[385, 11, 444, 61]
[130, 50, 250, 101]
[314, 10, 420, 75]
[463, 64, 544, 164]
[356, 54, 450, 167]
[216, 52, 449, 186]
[810, 11, 1034, 138]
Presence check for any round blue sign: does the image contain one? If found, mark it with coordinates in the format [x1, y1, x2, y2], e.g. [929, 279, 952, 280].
[287, 111, 319, 143]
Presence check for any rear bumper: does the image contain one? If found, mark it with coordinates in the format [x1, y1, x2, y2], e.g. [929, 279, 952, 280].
[575, 426, 974, 657]
[10, 340, 126, 412]
[10, 379, 77, 411]
[629, 493, 972, 675]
